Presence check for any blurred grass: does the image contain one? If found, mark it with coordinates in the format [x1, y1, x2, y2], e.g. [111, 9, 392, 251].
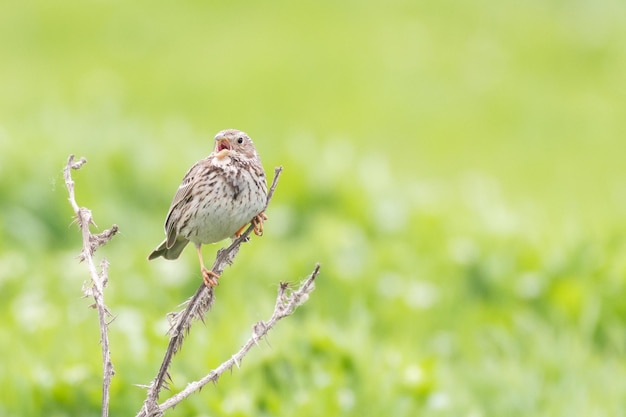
[1, 0, 626, 416]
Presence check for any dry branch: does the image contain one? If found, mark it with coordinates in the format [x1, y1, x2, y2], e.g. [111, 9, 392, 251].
[64, 155, 320, 417]
[158, 264, 320, 414]
[63, 155, 118, 417]
[137, 167, 290, 417]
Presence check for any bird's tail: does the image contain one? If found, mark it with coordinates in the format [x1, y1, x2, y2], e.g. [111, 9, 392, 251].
[148, 238, 189, 260]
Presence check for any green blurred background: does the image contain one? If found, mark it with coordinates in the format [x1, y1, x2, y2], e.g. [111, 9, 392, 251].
[1, 0, 626, 415]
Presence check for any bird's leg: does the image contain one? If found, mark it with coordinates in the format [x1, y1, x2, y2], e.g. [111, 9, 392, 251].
[234, 224, 247, 238]
[196, 244, 219, 287]
[252, 212, 268, 236]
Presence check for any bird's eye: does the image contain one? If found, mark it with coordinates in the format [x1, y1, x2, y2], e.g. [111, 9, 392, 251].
[237, 137, 244, 144]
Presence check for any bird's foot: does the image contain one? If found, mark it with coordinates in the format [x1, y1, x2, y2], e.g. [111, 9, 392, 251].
[252, 212, 268, 236]
[202, 268, 220, 288]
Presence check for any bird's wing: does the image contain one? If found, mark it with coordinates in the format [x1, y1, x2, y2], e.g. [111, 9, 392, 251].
[164, 160, 207, 248]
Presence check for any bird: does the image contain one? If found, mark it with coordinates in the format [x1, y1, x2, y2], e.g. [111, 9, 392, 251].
[148, 129, 267, 287]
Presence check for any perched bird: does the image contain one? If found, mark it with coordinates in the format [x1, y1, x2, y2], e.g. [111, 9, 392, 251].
[148, 129, 267, 287]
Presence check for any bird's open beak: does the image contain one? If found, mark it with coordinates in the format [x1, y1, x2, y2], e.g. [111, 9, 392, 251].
[215, 138, 231, 159]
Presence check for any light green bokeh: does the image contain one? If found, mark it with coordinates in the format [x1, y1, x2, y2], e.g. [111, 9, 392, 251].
[1, 1, 625, 416]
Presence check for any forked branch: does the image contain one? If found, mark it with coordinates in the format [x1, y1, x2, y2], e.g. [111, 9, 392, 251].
[139, 264, 320, 417]
[138, 167, 316, 417]
[64, 156, 319, 417]
[63, 155, 119, 417]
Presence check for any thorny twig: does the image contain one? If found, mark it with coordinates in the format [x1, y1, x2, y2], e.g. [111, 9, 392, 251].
[65, 157, 319, 417]
[64, 155, 118, 417]
[155, 265, 320, 415]
[138, 167, 292, 417]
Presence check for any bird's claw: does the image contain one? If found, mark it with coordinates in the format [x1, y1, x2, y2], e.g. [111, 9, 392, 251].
[252, 212, 268, 237]
[202, 268, 220, 288]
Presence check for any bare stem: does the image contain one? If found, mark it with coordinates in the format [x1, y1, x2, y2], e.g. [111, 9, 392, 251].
[63, 157, 317, 417]
[158, 264, 320, 413]
[138, 167, 284, 416]
[63, 155, 118, 417]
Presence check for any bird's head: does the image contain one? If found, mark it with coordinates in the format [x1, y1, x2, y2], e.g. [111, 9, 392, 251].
[213, 129, 258, 160]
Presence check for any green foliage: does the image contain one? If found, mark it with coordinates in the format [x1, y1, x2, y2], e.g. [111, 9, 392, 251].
[1, 0, 626, 416]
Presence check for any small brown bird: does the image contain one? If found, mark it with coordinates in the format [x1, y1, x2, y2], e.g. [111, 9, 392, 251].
[148, 129, 267, 287]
